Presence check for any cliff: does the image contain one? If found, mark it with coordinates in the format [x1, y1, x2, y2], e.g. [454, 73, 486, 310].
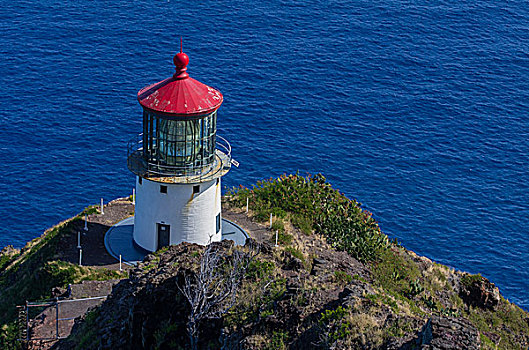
[1, 174, 528, 349]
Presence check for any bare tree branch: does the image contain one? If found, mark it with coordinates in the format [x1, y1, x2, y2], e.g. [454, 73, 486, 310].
[178, 242, 259, 350]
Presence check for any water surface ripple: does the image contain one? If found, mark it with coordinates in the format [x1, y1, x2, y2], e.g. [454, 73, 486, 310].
[0, 1, 528, 309]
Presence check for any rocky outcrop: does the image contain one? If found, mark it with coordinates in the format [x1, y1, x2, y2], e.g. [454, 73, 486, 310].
[418, 316, 480, 349]
[459, 274, 501, 310]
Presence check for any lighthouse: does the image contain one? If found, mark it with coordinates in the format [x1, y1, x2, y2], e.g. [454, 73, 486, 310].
[127, 46, 232, 252]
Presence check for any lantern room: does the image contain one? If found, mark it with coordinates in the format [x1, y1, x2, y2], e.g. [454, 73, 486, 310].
[127, 46, 232, 252]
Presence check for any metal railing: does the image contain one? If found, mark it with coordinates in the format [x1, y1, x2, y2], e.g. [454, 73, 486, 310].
[127, 134, 232, 181]
[17, 295, 108, 342]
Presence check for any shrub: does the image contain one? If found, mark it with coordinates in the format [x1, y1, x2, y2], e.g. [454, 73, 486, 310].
[372, 248, 420, 300]
[460, 273, 483, 287]
[82, 205, 99, 216]
[319, 305, 349, 325]
[246, 259, 275, 280]
[229, 173, 390, 263]
[407, 279, 424, 298]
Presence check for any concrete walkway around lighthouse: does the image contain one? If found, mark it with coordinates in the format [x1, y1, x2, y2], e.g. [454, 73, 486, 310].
[104, 216, 249, 265]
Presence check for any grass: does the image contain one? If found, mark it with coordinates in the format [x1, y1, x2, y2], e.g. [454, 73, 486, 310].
[372, 247, 421, 299]
[264, 331, 288, 350]
[44, 260, 127, 287]
[333, 270, 353, 284]
[274, 231, 293, 245]
[465, 297, 529, 350]
[291, 213, 313, 235]
[284, 246, 305, 262]
[75, 309, 99, 349]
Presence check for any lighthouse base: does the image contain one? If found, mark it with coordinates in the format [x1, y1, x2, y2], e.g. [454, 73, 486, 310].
[105, 216, 249, 265]
[134, 177, 223, 252]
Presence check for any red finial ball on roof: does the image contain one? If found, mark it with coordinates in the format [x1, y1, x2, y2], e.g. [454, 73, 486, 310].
[173, 38, 189, 79]
[173, 52, 189, 79]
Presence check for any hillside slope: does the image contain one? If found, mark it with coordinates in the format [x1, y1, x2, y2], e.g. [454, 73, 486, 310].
[56, 174, 529, 349]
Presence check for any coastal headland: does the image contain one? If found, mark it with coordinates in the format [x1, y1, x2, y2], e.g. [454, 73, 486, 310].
[0, 174, 527, 349]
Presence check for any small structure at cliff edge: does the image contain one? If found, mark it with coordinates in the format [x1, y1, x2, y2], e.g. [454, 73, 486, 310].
[123, 42, 243, 254]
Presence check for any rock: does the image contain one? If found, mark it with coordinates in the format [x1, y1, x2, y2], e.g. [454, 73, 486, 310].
[245, 237, 272, 254]
[310, 257, 329, 275]
[312, 257, 328, 265]
[285, 278, 301, 296]
[51, 287, 67, 298]
[459, 274, 500, 310]
[418, 315, 480, 349]
[286, 257, 304, 271]
[339, 279, 376, 307]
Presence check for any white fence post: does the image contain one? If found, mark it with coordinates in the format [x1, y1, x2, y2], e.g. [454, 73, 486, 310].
[100, 198, 104, 215]
[269, 213, 273, 229]
[275, 230, 278, 247]
[246, 197, 249, 213]
[77, 232, 81, 249]
[119, 255, 122, 271]
[84, 213, 88, 231]
[132, 188, 135, 205]
[79, 249, 82, 266]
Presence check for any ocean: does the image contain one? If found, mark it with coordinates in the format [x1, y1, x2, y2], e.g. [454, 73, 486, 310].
[0, 0, 528, 309]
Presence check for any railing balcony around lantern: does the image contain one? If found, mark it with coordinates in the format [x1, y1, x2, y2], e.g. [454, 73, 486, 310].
[127, 132, 231, 184]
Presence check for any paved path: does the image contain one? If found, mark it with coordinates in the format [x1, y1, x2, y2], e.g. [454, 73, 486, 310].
[104, 216, 249, 264]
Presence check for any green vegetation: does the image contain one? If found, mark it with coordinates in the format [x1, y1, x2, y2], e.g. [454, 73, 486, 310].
[0, 177, 527, 349]
[284, 246, 305, 263]
[44, 260, 127, 287]
[319, 306, 353, 344]
[229, 173, 390, 263]
[460, 273, 483, 287]
[82, 205, 100, 216]
[226, 255, 286, 329]
[464, 297, 529, 350]
[75, 310, 99, 350]
[153, 321, 180, 350]
[246, 259, 275, 280]
[372, 247, 421, 298]
[318, 306, 384, 346]
[333, 270, 353, 284]
[0, 253, 18, 273]
[264, 331, 289, 350]
[291, 213, 313, 235]
[271, 219, 285, 232]
[274, 231, 293, 245]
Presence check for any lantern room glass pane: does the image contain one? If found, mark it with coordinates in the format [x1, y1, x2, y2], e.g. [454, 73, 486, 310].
[146, 111, 217, 168]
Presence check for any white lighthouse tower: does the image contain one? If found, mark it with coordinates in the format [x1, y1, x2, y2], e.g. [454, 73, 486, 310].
[127, 46, 232, 252]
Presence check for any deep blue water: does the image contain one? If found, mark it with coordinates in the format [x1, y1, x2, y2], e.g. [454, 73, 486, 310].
[1, 1, 528, 309]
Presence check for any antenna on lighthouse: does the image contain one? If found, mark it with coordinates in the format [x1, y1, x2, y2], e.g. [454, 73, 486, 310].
[180, 37, 183, 53]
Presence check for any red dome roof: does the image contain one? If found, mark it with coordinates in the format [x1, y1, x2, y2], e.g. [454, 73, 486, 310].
[137, 50, 223, 117]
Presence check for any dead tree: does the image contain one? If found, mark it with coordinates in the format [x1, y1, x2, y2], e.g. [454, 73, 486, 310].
[178, 242, 258, 350]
